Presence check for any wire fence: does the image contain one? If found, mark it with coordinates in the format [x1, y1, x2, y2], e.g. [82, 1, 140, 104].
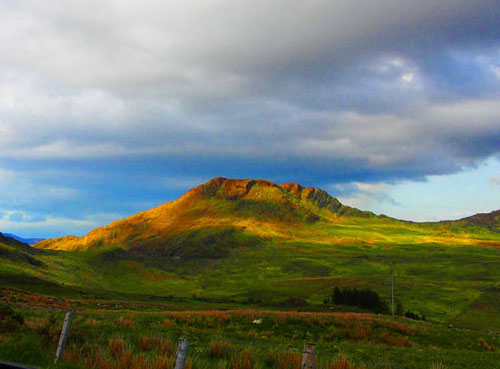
[1, 301, 498, 369]
[1, 303, 412, 369]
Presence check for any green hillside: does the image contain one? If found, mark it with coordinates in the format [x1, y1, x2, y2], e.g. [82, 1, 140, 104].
[34, 177, 500, 253]
[1, 178, 499, 368]
[0, 178, 498, 330]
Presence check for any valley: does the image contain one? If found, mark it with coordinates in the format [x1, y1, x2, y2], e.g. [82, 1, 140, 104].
[1, 178, 499, 368]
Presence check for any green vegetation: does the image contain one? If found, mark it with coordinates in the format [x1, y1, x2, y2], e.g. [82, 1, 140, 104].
[0, 299, 498, 369]
[0, 178, 498, 368]
[325, 287, 389, 313]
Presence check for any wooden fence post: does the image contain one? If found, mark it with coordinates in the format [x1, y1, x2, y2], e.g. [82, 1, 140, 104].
[54, 309, 73, 364]
[301, 343, 316, 369]
[173, 338, 189, 369]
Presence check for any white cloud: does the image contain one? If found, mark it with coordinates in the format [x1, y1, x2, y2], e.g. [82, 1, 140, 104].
[0, 211, 123, 237]
[488, 175, 500, 187]
[0, 213, 94, 230]
[337, 181, 400, 210]
[401, 73, 414, 83]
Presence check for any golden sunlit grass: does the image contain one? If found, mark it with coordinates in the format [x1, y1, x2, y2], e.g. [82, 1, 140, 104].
[34, 177, 498, 253]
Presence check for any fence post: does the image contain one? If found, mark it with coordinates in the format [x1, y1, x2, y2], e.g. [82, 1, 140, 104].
[173, 337, 189, 369]
[301, 343, 316, 369]
[54, 309, 73, 363]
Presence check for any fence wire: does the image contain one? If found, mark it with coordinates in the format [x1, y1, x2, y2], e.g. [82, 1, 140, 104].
[2, 302, 499, 369]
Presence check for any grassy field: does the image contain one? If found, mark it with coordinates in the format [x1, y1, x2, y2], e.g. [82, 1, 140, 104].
[2, 238, 499, 329]
[1, 178, 498, 368]
[1, 239, 499, 368]
[0, 289, 498, 369]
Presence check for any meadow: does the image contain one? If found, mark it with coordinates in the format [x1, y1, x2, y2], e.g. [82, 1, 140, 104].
[1, 238, 499, 369]
[1, 289, 498, 369]
[1, 179, 498, 368]
[2, 238, 499, 330]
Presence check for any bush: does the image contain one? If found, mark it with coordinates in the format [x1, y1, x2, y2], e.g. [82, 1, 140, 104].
[326, 287, 389, 313]
[0, 305, 24, 331]
[0, 335, 50, 367]
[404, 311, 425, 321]
[208, 340, 231, 359]
[35, 313, 60, 345]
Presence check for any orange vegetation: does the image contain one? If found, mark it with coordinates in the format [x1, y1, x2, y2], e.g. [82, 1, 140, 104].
[138, 336, 175, 356]
[230, 349, 254, 369]
[208, 340, 231, 358]
[117, 316, 134, 327]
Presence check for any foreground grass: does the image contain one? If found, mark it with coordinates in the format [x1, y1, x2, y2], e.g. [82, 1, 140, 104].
[0, 296, 498, 369]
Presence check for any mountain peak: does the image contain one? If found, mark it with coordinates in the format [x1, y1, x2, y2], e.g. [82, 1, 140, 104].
[186, 177, 353, 214]
[34, 177, 375, 252]
[189, 177, 281, 201]
[33, 177, 500, 254]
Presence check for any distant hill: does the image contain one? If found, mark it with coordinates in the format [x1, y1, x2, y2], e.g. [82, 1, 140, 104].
[0, 232, 29, 247]
[35, 177, 499, 255]
[0, 232, 44, 267]
[4, 179, 499, 329]
[3, 233, 45, 246]
[454, 210, 500, 231]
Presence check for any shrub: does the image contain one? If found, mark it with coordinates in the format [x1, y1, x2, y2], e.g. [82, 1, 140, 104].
[230, 349, 254, 369]
[139, 336, 175, 356]
[164, 319, 176, 328]
[328, 287, 388, 313]
[277, 351, 302, 369]
[0, 305, 24, 331]
[265, 349, 278, 367]
[404, 311, 425, 321]
[478, 338, 495, 351]
[36, 314, 59, 344]
[108, 337, 128, 358]
[208, 340, 231, 359]
[151, 356, 175, 369]
[0, 335, 50, 367]
[117, 316, 134, 327]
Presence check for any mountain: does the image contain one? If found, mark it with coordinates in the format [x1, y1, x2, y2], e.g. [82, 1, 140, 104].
[453, 210, 500, 231]
[0, 232, 29, 248]
[3, 233, 45, 246]
[6, 179, 499, 328]
[35, 177, 499, 255]
[0, 232, 44, 267]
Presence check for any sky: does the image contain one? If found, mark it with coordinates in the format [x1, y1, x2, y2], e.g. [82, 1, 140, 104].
[0, 0, 499, 238]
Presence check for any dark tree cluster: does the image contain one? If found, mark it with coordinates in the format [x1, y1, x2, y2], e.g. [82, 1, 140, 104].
[324, 286, 389, 313]
[404, 311, 426, 321]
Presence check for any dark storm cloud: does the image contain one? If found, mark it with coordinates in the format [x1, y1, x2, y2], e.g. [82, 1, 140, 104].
[0, 1, 499, 234]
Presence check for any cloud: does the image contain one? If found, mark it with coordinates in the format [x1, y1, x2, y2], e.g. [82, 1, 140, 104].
[0, 210, 123, 238]
[0, 1, 498, 235]
[336, 181, 400, 211]
[488, 175, 500, 187]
